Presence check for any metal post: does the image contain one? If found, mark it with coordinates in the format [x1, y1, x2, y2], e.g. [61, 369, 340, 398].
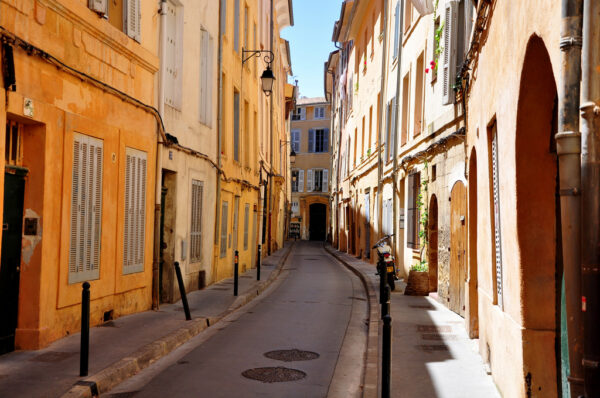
[257, 245, 262, 281]
[174, 262, 191, 321]
[234, 250, 239, 296]
[80, 282, 90, 377]
[382, 314, 392, 398]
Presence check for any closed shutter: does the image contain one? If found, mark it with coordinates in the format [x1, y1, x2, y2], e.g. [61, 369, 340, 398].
[165, 2, 177, 107]
[220, 201, 228, 258]
[291, 130, 300, 152]
[323, 128, 330, 152]
[88, 0, 108, 16]
[308, 129, 315, 153]
[492, 131, 503, 308]
[389, 97, 397, 161]
[234, 0, 240, 51]
[384, 103, 390, 160]
[307, 169, 314, 192]
[298, 170, 304, 192]
[300, 107, 306, 120]
[442, 0, 458, 105]
[200, 29, 209, 125]
[69, 134, 103, 284]
[123, 148, 147, 275]
[243, 204, 249, 250]
[125, 0, 141, 42]
[190, 179, 203, 263]
[322, 169, 329, 192]
[234, 91, 240, 161]
[406, 174, 416, 248]
[393, 2, 400, 58]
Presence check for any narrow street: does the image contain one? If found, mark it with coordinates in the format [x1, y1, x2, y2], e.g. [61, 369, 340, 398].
[105, 241, 367, 398]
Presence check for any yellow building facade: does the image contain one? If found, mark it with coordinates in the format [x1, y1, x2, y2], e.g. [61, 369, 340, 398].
[0, 0, 159, 351]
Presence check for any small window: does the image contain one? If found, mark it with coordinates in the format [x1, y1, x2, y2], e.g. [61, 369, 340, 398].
[190, 180, 203, 262]
[5, 120, 22, 166]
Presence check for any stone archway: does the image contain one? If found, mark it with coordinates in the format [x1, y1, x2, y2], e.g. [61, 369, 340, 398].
[428, 194, 438, 292]
[515, 34, 560, 394]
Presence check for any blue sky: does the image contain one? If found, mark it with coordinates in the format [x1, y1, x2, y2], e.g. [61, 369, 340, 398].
[281, 1, 342, 99]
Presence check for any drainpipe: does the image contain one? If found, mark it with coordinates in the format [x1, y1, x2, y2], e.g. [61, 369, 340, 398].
[377, 0, 390, 245]
[214, 0, 224, 281]
[557, 0, 584, 395]
[580, 0, 600, 395]
[152, 0, 168, 310]
[267, 0, 274, 255]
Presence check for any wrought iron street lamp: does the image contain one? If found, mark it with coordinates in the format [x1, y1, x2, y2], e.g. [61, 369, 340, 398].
[242, 49, 275, 96]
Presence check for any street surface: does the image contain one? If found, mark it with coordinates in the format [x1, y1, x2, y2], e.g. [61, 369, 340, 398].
[106, 241, 367, 398]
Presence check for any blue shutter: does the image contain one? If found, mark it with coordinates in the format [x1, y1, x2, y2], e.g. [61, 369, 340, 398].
[323, 128, 329, 152]
[308, 129, 315, 153]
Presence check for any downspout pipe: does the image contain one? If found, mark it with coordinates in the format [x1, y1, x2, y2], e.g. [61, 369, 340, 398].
[377, 0, 390, 246]
[580, 0, 600, 395]
[152, 0, 168, 310]
[557, 0, 584, 395]
[214, 0, 224, 281]
[267, 0, 274, 255]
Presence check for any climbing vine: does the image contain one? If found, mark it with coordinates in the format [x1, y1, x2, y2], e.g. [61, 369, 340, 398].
[411, 160, 429, 272]
[426, 0, 444, 75]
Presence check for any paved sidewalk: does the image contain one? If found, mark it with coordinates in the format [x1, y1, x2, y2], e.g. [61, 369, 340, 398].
[325, 245, 500, 398]
[0, 243, 293, 398]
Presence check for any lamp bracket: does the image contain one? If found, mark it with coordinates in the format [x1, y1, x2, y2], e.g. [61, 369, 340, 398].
[242, 49, 275, 65]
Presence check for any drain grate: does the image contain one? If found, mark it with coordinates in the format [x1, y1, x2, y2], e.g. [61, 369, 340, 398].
[417, 325, 451, 333]
[418, 345, 449, 352]
[264, 349, 319, 362]
[29, 351, 76, 363]
[242, 367, 306, 383]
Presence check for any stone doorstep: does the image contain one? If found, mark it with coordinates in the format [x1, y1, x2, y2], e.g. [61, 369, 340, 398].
[60, 243, 295, 398]
[324, 245, 379, 398]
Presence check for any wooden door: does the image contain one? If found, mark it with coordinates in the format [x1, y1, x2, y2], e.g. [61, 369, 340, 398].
[450, 182, 467, 316]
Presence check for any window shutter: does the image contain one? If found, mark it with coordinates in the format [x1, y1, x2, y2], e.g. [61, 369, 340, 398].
[308, 129, 315, 153]
[492, 131, 503, 308]
[220, 201, 228, 258]
[125, 0, 141, 42]
[322, 169, 329, 192]
[390, 97, 397, 160]
[393, 2, 400, 58]
[234, 91, 240, 161]
[207, 35, 214, 125]
[88, 0, 108, 16]
[123, 148, 147, 274]
[406, 174, 416, 248]
[243, 204, 249, 250]
[443, 0, 459, 105]
[165, 3, 176, 107]
[323, 128, 330, 152]
[69, 134, 103, 284]
[200, 29, 208, 125]
[307, 169, 314, 192]
[384, 103, 390, 160]
[190, 180, 203, 263]
[301, 107, 306, 120]
[234, 0, 240, 51]
[298, 170, 304, 192]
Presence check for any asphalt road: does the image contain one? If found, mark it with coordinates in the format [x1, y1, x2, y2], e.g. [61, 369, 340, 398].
[106, 241, 368, 398]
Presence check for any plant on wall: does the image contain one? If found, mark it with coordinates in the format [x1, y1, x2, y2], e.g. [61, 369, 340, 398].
[411, 160, 429, 272]
[426, 0, 444, 75]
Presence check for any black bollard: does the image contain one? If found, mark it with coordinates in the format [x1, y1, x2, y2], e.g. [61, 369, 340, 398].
[379, 263, 386, 305]
[80, 282, 90, 377]
[257, 245, 261, 281]
[234, 250, 239, 296]
[382, 314, 392, 398]
[174, 262, 191, 321]
[381, 285, 390, 319]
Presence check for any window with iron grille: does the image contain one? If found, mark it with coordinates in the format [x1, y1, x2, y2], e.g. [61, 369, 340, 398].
[123, 147, 147, 275]
[190, 180, 203, 263]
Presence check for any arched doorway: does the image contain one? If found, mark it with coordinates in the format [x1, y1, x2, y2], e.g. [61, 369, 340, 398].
[309, 203, 327, 241]
[467, 149, 479, 337]
[515, 35, 562, 394]
[428, 195, 438, 292]
[450, 181, 467, 317]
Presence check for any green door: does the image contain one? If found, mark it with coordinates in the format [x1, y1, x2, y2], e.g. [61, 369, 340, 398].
[0, 168, 27, 355]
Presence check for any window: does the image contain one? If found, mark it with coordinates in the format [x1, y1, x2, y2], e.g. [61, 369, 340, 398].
[234, 0, 240, 52]
[69, 133, 103, 283]
[233, 89, 240, 161]
[404, 1, 413, 33]
[123, 148, 147, 275]
[414, 52, 425, 136]
[368, 106, 373, 152]
[311, 169, 329, 192]
[219, 201, 228, 258]
[431, 16, 440, 83]
[308, 128, 329, 153]
[243, 100, 250, 167]
[488, 120, 503, 307]
[393, 2, 400, 59]
[291, 201, 299, 216]
[165, 1, 183, 109]
[190, 179, 203, 263]
[220, 0, 227, 36]
[291, 130, 300, 153]
[401, 71, 410, 145]
[292, 107, 305, 121]
[443, 0, 459, 105]
[89, 0, 140, 42]
[386, 97, 397, 161]
[314, 107, 325, 119]
[292, 170, 304, 192]
[244, 6, 249, 49]
[361, 116, 365, 158]
[5, 120, 22, 166]
[243, 203, 249, 251]
[199, 28, 214, 126]
[406, 172, 420, 249]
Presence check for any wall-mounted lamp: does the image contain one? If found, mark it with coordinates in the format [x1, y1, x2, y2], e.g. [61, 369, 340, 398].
[242, 49, 275, 96]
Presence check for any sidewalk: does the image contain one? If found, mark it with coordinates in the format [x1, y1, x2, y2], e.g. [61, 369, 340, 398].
[325, 245, 500, 398]
[0, 243, 293, 398]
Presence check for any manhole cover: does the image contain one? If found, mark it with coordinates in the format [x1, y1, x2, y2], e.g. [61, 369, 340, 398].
[418, 345, 449, 352]
[264, 349, 319, 362]
[242, 367, 306, 383]
[417, 325, 451, 333]
[29, 351, 76, 363]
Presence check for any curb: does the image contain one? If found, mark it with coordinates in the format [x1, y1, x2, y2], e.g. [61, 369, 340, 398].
[61, 243, 294, 398]
[324, 244, 379, 398]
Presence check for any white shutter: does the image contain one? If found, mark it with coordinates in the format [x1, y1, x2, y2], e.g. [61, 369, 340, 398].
[199, 29, 208, 124]
[69, 134, 103, 284]
[442, 0, 459, 105]
[298, 170, 304, 192]
[125, 0, 141, 42]
[207, 35, 214, 126]
[322, 169, 329, 192]
[123, 148, 147, 274]
[88, 0, 108, 16]
[190, 180, 203, 263]
[307, 169, 314, 192]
